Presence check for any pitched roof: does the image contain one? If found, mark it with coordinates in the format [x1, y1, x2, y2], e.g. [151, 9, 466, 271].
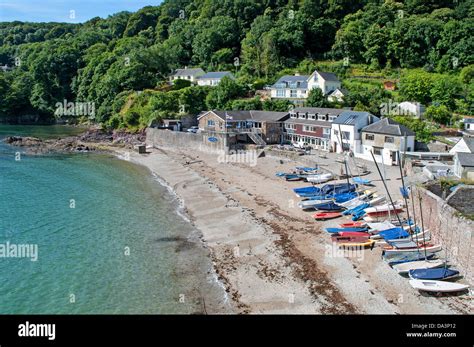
[172, 68, 205, 77]
[200, 110, 288, 122]
[317, 71, 340, 82]
[292, 107, 346, 116]
[285, 118, 333, 127]
[361, 118, 415, 136]
[272, 75, 309, 89]
[464, 118, 474, 124]
[457, 152, 474, 167]
[328, 87, 349, 96]
[198, 71, 234, 80]
[462, 137, 474, 152]
[332, 111, 379, 125]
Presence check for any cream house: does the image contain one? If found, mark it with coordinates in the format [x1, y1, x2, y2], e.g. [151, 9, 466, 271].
[169, 67, 205, 84]
[356, 118, 415, 166]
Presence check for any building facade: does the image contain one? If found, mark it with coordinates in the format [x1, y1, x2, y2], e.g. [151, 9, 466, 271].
[357, 118, 416, 166]
[269, 70, 341, 103]
[197, 72, 235, 86]
[283, 107, 345, 151]
[169, 67, 205, 84]
[331, 111, 379, 153]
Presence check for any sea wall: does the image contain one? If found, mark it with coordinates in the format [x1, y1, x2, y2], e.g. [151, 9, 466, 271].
[413, 186, 473, 286]
[146, 128, 235, 153]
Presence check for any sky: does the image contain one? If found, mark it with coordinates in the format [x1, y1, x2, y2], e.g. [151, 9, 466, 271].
[0, 0, 162, 23]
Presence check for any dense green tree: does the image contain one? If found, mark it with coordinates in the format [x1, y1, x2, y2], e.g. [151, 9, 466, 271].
[425, 105, 452, 125]
[306, 88, 329, 108]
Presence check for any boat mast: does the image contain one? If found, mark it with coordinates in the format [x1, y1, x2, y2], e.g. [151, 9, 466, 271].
[338, 124, 351, 187]
[417, 192, 428, 260]
[397, 151, 413, 239]
[370, 151, 402, 226]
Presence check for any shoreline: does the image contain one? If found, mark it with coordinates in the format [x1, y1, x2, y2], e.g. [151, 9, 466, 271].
[123, 144, 470, 314]
[3, 129, 470, 314]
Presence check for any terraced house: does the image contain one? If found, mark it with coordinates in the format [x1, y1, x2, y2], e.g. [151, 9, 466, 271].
[283, 107, 346, 151]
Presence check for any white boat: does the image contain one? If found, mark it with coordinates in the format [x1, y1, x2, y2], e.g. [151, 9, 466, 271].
[338, 192, 372, 209]
[368, 196, 386, 206]
[306, 172, 333, 183]
[409, 279, 469, 293]
[364, 202, 404, 214]
[383, 243, 442, 255]
[367, 221, 396, 233]
[393, 259, 445, 274]
[298, 199, 332, 209]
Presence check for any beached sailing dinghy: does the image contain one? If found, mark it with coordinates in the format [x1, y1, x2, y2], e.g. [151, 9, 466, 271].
[392, 259, 445, 274]
[305, 172, 334, 183]
[408, 268, 460, 280]
[409, 279, 469, 293]
[313, 212, 342, 220]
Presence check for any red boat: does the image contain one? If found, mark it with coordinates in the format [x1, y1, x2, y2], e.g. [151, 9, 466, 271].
[313, 212, 342, 220]
[367, 209, 404, 217]
[331, 235, 370, 243]
[339, 221, 366, 228]
[332, 232, 371, 238]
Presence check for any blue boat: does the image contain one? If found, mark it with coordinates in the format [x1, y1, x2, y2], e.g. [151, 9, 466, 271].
[386, 253, 436, 265]
[326, 227, 368, 233]
[294, 183, 357, 197]
[285, 174, 302, 181]
[353, 177, 371, 185]
[313, 202, 344, 211]
[351, 210, 366, 221]
[408, 268, 460, 280]
[379, 227, 409, 240]
[342, 203, 369, 215]
[296, 166, 318, 172]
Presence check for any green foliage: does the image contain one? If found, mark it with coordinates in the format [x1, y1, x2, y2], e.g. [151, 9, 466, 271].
[171, 79, 192, 90]
[425, 105, 452, 125]
[0, 0, 472, 126]
[306, 88, 329, 108]
[392, 115, 434, 143]
[205, 76, 245, 109]
[230, 97, 262, 111]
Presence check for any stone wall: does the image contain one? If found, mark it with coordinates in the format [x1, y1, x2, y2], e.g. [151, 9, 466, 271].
[413, 186, 473, 286]
[146, 128, 235, 153]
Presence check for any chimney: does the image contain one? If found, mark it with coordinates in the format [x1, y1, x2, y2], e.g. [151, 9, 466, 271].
[294, 72, 300, 76]
[184, 66, 187, 70]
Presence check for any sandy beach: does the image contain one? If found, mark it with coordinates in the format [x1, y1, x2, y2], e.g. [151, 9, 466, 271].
[124, 144, 470, 314]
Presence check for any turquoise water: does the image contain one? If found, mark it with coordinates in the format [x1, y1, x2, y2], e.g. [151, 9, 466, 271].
[0, 126, 226, 314]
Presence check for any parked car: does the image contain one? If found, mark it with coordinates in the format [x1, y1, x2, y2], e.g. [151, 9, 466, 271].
[187, 126, 199, 133]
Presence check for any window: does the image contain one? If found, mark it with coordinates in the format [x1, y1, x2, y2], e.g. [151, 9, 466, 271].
[329, 115, 337, 121]
[385, 136, 394, 143]
[334, 130, 339, 136]
[342, 131, 350, 140]
[304, 125, 316, 132]
[373, 147, 383, 156]
[310, 114, 316, 120]
[276, 89, 285, 97]
[254, 122, 262, 128]
[318, 115, 326, 121]
[290, 90, 297, 98]
[207, 120, 215, 126]
[323, 128, 331, 135]
[365, 134, 374, 141]
[290, 113, 296, 119]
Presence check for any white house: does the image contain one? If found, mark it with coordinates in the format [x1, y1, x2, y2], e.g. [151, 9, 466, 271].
[169, 67, 205, 84]
[453, 152, 474, 179]
[449, 137, 474, 155]
[356, 118, 416, 166]
[331, 111, 379, 153]
[327, 88, 349, 103]
[307, 70, 342, 96]
[197, 71, 235, 86]
[269, 70, 341, 103]
[463, 118, 474, 133]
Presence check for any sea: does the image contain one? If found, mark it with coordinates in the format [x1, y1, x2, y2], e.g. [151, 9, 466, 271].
[0, 125, 228, 314]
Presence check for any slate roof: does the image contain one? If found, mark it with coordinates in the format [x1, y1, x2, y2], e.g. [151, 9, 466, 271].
[199, 110, 288, 122]
[198, 71, 234, 80]
[292, 107, 346, 116]
[332, 111, 379, 125]
[457, 152, 474, 167]
[362, 118, 415, 136]
[464, 118, 474, 124]
[272, 75, 309, 89]
[171, 68, 205, 77]
[317, 71, 340, 82]
[462, 137, 474, 152]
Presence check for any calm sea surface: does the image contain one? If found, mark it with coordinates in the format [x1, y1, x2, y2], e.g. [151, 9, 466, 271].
[0, 125, 227, 314]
